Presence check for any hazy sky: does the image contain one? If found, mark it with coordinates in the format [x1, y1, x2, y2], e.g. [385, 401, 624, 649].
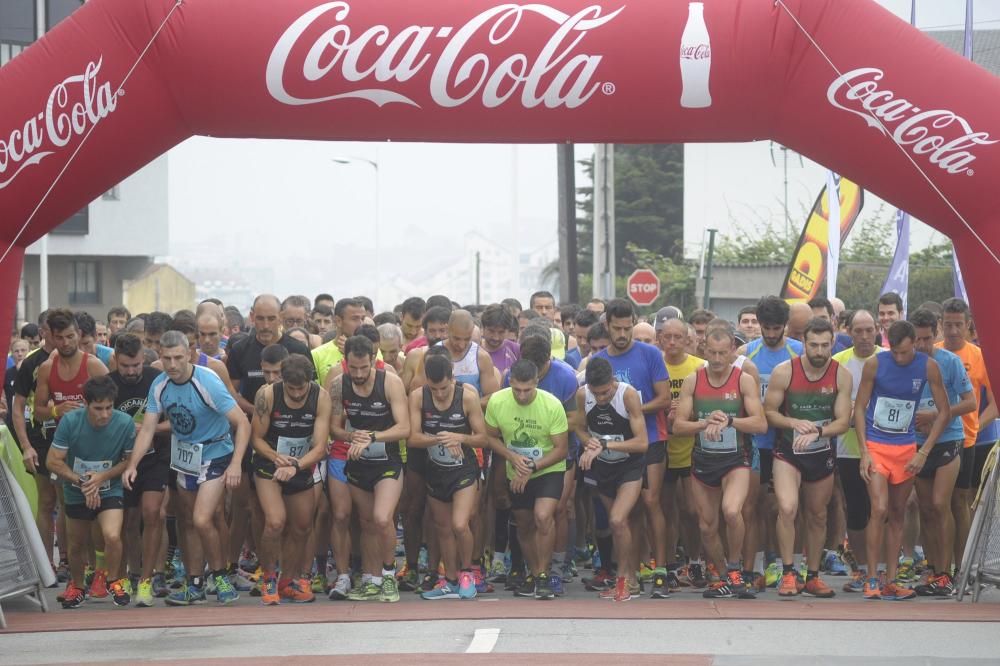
[165, 0, 1000, 305]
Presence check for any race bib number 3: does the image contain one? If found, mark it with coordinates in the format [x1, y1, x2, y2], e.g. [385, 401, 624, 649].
[170, 439, 204, 475]
[873, 397, 915, 434]
[429, 441, 463, 467]
[277, 436, 310, 459]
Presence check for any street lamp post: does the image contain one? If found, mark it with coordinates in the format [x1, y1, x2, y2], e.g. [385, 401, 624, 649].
[332, 151, 380, 293]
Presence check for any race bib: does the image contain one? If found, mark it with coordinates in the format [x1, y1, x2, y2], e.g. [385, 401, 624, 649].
[510, 445, 544, 462]
[277, 435, 310, 459]
[592, 433, 628, 463]
[170, 438, 204, 475]
[918, 397, 935, 412]
[429, 441, 464, 467]
[72, 458, 112, 492]
[799, 419, 832, 454]
[359, 440, 388, 462]
[701, 426, 738, 454]
[759, 374, 770, 401]
[873, 397, 915, 434]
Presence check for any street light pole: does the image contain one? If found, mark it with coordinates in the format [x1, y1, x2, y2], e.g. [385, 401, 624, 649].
[332, 151, 380, 294]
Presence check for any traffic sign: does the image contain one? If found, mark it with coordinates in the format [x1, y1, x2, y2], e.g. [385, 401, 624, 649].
[627, 269, 660, 306]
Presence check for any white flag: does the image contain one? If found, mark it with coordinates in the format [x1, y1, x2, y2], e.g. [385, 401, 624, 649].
[827, 171, 840, 299]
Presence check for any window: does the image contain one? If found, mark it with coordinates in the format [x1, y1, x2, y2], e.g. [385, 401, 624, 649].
[68, 261, 100, 305]
[46, 0, 84, 31]
[0, 0, 35, 67]
[51, 207, 88, 235]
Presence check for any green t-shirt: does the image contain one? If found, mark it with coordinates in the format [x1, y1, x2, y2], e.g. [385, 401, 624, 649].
[51, 409, 134, 505]
[485, 387, 568, 480]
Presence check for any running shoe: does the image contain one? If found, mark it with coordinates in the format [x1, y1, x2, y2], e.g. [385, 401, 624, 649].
[506, 569, 525, 592]
[881, 582, 916, 601]
[638, 561, 655, 583]
[379, 575, 400, 603]
[914, 573, 938, 597]
[667, 570, 682, 591]
[109, 578, 131, 607]
[599, 582, 618, 599]
[421, 578, 460, 600]
[535, 573, 554, 600]
[310, 572, 327, 594]
[549, 573, 564, 597]
[687, 563, 709, 589]
[231, 571, 255, 592]
[562, 559, 578, 580]
[215, 574, 240, 605]
[764, 562, 782, 588]
[824, 551, 849, 576]
[843, 570, 866, 593]
[804, 576, 836, 598]
[61, 581, 85, 609]
[261, 577, 280, 606]
[839, 545, 859, 572]
[896, 557, 916, 583]
[674, 565, 693, 587]
[706, 563, 721, 584]
[613, 576, 632, 602]
[863, 577, 881, 600]
[752, 572, 767, 593]
[458, 571, 477, 600]
[328, 574, 352, 601]
[583, 568, 613, 591]
[397, 564, 420, 592]
[281, 578, 315, 603]
[238, 548, 258, 572]
[347, 581, 381, 601]
[420, 574, 440, 593]
[702, 580, 735, 599]
[932, 573, 955, 598]
[151, 572, 169, 598]
[778, 572, 800, 597]
[514, 575, 536, 598]
[651, 568, 670, 598]
[488, 559, 507, 583]
[206, 575, 218, 596]
[734, 570, 756, 599]
[165, 582, 207, 606]
[135, 578, 154, 607]
[474, 569, 493, 594]
[89, 569, 109, 599]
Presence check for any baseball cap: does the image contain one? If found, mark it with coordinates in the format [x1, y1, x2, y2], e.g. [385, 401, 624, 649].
[654, 306, 683, 331]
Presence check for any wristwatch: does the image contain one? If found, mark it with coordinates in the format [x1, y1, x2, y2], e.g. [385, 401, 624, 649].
[816, 425, 824, 438]
[726, 415, 734, 428]
[600, 438, 609, 451]
[290, 458, 300, 469]
[369, 431, 377, 443]
[526, 459, 537, 472]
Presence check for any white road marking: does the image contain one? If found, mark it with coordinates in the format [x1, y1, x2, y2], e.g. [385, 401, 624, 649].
[466, 627, 501, 653]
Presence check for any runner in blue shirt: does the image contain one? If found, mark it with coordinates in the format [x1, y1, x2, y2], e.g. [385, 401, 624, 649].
[123, 330, 251, 607]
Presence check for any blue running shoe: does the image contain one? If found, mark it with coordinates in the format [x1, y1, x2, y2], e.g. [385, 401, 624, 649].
[549, 573, 564, 597]
[165, 582, 207, 606]
[421, 578, 459, 600]
[824, 551, 849, 576]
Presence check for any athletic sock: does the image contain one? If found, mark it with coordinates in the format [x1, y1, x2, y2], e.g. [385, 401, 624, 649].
[807, 570, 819, 580]
[783, 563, 795, 574]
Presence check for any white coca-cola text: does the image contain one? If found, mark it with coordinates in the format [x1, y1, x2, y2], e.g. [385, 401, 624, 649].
[827, 67, 995, 175]
[0, 58, 118, 191]
[680, 44, 710, 60]
[266, 2, 623, 110]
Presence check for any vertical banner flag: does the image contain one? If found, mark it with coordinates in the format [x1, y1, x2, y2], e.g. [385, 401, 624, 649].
[881, 210, 911, 316]
[952, 0, 972, 301]
[827, 171, 841, 300]
[780, 176, 864, 302]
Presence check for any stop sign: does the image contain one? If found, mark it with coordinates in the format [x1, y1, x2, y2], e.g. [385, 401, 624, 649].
[627, 269, 660, 306]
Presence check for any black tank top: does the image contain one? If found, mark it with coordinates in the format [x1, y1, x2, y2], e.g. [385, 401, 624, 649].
[421, 381, 471, 436]
[585, 382, 641, 465]
[342, 369, 400, 461]
[265, 382, 319, 451]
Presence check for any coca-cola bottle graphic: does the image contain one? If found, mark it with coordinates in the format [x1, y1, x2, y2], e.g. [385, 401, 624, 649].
[680, 2, 712, 108]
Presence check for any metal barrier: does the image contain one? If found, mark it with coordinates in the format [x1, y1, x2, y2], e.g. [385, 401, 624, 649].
[956, 443, 1000, 603]
[0, 461, 48, 628]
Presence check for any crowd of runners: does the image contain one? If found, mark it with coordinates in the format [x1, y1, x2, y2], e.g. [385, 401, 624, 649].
[2, 288, 995, 607]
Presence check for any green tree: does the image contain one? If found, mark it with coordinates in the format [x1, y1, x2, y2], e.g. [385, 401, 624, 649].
[841, 204, 894, 263]
[626, 243, 698, 314]
[712, 221, 798, 264]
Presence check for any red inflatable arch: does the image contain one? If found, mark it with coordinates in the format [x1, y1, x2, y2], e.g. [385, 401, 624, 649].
[1, 0, 998, 369]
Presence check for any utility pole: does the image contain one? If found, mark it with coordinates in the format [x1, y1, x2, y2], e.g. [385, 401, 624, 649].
[475, 251, 481, 305]
[557, 144, 578, 304]
[702, 228, 718, 309]
[593, 144, 616, 300]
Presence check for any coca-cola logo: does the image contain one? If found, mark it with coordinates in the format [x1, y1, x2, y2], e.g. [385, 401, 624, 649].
[827, 67, 996, 176]
[680, 44, 710, 60]
[266, 2, 623, 110]
[0, 58, 118, 191]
